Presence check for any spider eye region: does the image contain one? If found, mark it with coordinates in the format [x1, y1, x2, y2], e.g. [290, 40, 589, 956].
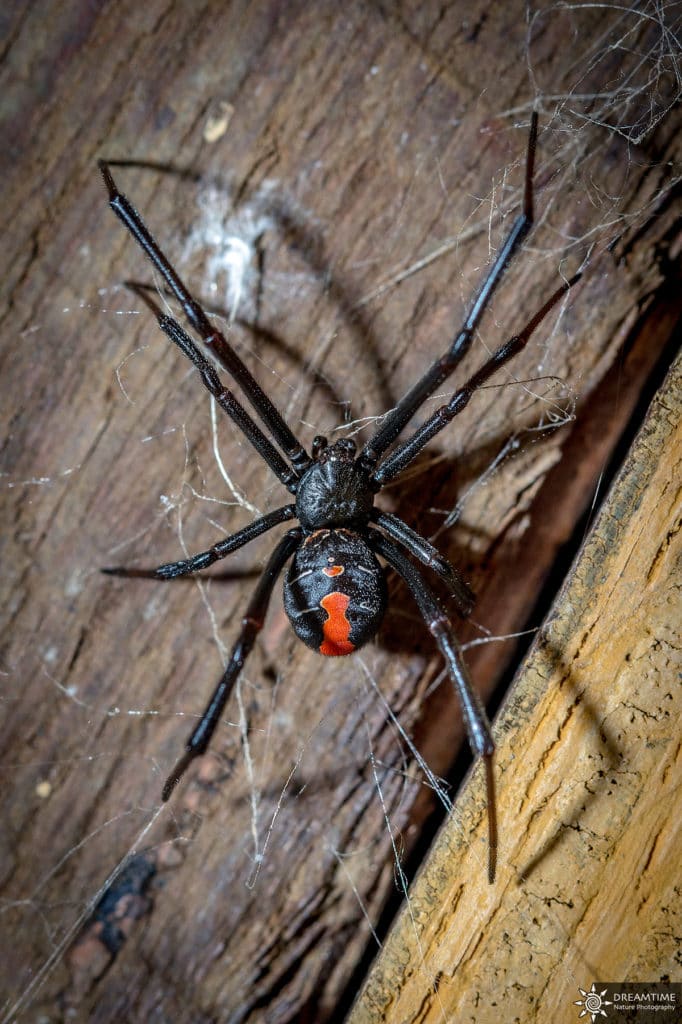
[283, 529, 387, 657]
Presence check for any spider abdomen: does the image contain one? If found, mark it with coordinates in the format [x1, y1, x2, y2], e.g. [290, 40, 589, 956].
[283, 528, 387, 657]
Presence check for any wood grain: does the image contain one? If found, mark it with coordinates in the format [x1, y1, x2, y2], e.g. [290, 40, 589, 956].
[0, 2, 679, 1021]
[349, 351, 682, 1024]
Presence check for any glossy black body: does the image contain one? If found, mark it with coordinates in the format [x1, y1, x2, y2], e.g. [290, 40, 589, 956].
[284, 525, 387, 655]
[282, 438, 386, 654]
[294, 438, 373, 530]
[100, 114, 580, 879]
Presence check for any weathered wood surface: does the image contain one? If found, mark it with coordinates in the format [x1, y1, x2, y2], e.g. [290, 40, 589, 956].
[1, 2, 679, 1022]
[349, 350, 682, 1022]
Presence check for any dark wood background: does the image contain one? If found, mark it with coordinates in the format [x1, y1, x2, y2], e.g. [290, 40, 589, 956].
[1, 2, 679, 1022]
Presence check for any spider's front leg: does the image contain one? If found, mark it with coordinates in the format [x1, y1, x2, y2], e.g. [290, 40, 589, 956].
[372, 273, 581, 488]
[98, 161, 311, 477]
[358, 112, 539, 474]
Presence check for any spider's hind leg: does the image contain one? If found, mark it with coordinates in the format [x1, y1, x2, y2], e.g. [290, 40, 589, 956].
[368, 527, 497, 882]
[370, 509, 474, 616]
[161, 526, 302, 801]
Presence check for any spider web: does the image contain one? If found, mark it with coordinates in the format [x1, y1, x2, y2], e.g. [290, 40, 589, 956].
[1, 2, 680, 1021]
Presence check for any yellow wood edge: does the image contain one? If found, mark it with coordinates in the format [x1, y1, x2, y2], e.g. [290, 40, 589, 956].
[349, 351, 681, 1023]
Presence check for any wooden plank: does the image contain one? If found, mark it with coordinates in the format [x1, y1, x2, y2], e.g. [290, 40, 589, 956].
[0, 2, 679, 1020]
[349, 352, 682, 1022]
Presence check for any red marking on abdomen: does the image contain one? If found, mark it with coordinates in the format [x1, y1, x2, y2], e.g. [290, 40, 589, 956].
[319, 592, 355, 656]
[322, 565, 344, 577]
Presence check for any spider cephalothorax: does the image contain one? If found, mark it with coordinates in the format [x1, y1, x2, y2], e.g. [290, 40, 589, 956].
[294, 437, 374, 530]
[100, 112, 579, 879]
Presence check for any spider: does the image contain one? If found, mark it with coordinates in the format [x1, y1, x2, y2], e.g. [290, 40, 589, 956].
[99, 113, 578, 881]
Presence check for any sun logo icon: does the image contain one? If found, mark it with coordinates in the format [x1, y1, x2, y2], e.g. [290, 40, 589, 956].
[574, 984, 613, 1021]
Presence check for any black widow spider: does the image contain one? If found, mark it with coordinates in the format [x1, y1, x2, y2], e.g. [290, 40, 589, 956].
[100, 113, 579, 881]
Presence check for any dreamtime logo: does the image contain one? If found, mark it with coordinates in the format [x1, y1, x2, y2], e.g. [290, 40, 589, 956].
[574, 983, 682, 1022]
[575, 985, 613, 1020]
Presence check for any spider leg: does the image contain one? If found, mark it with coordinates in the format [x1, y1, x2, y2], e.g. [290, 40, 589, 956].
[98, 161, 311, 476]
[370, 509, 474, 615]
[368, 528, 497, 882]
[125, 283, 298, 491]
[358, 113, 538, 473]
[102, 504, 296, 579]
[162, 526, 303, 801]
[373, 273, 580, 488]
